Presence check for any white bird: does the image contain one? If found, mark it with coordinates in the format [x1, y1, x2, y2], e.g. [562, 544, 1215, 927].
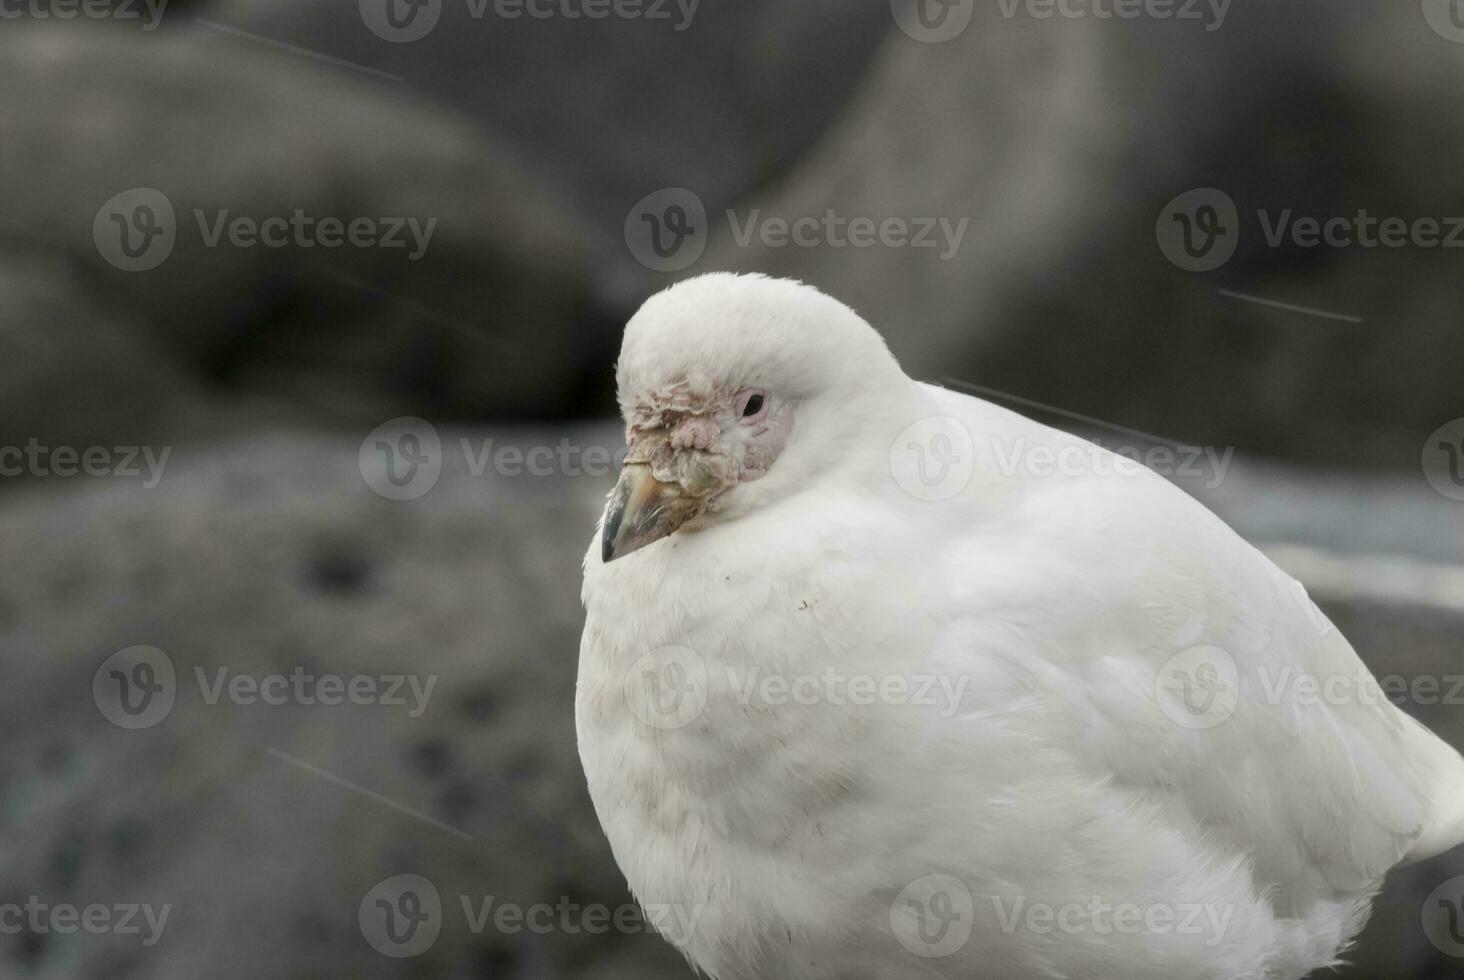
[576, 273, 1464, 980]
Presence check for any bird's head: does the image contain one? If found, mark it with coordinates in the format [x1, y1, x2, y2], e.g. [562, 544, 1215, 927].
[600, 273, 905, 563]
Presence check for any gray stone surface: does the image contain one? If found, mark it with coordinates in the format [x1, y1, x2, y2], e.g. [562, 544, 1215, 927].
[199, 0, 892, 309]
[0, 21, 594, 434]
[0, 248, 208, 456]
[0, 430, 689, 978]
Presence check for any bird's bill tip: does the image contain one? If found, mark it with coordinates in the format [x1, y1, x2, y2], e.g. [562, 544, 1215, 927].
[600, 463, 703, 563]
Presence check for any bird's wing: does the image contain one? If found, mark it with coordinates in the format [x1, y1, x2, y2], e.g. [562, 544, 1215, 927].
[919, 386, 1464, 912]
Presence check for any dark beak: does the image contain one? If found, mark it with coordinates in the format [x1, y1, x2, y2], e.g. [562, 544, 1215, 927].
[601, 463, 705, 563]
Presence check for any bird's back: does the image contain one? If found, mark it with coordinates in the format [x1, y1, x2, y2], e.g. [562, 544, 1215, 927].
[913, 381, 1464, 930]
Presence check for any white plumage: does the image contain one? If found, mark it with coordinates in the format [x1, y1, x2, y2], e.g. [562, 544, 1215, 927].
[577, 273, 1464, 979]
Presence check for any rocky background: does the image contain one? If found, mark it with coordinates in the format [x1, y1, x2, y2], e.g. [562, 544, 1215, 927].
[1, 1, 1462, 977]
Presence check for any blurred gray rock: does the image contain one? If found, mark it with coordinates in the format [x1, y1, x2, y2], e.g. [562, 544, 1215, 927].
[692, 2, 1464, 470]
[199, 0, 892, 309]
[0, 247, 209, 456]
[0, 21, 594, 434]
[0, 427, 695, 979]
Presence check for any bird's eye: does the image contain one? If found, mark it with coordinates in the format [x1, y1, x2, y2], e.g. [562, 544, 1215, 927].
[741, 394, 765, 418]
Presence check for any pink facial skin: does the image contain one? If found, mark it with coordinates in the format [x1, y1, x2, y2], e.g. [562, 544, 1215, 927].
[623, 382, 793, 508]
